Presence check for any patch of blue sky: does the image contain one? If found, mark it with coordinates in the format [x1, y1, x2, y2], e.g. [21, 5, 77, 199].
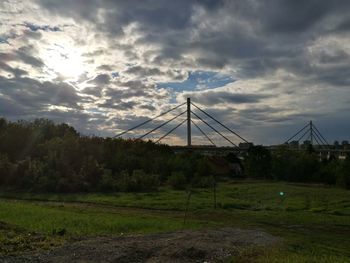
[0, 36, 9, 44]
[24, 22, 61, 32]
[111, 72, 119, 78]
[158, 70, 235, 92]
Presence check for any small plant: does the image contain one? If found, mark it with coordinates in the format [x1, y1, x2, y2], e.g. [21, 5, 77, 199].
[167, 172, 187, 190]
[117, 170, 159, 192]
[192, 173, 214, 188]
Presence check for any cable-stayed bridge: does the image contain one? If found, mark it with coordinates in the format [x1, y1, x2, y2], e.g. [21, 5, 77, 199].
[114, 98, 349, 158]
[115, 98, 248, 149]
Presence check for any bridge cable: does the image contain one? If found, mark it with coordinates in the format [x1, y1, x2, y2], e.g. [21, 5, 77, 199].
[138, 110, 187, 139]
[191, 110, 238, 147]
[313, 125, 329, 145]
[191, 102, 249, 143]
[312, 133, 322, 146]
[313, 129, 326, 147]
[308, 130, 321, 146]
[191, 119, 216, 146]
[285, 123, 309, 143]
[297, 127, 311, 143]
[155, 118, 187, 144]
[114, 102, 186, 138]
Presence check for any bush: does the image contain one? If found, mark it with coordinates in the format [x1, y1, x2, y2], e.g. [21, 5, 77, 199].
[319, 160, 337, 185]
[167, 171, 187, 190]
[192, 173, 214, 188]
[0, 154, 13, 185]
[98, 169, 117, 192]
[117, 169, 159, 192]
[336, 160, 350, 189]
[244, 146, 272, 179]
[79, 156, 103, 190]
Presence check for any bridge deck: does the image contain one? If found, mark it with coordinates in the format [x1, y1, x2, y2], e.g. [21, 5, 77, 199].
[171, 145, 350, 154]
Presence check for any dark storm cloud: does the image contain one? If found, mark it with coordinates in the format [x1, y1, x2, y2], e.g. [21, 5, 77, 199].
[88, 73, 111, 85]
[315, 65, 350, 87]
[318, 50, 350, 64]
[121, 80, 155, 90]
[36, 0, 350, 78]
[124, 66, 186, 81]
[187, 91, 272, 105]
[0, 96, 27, 115]
[22, 30, 42, 40]
[104, 87, 147, 101]
[0, 76, 81, 114]
[139, 104, 156, 111]
[259, 1, 331, 33]
[28, 108, 105, 136]
[82, 86, 102, 97]
[237, 106, 318, 123]
[239, 106, 281, 116]
[102, 83, 168, 107]
[0, 61, 27, 77]
[125, 66, 162, 77]
[97, 64, 113, 71]
[104, 80, 169, 100]
[16, 50, 44, 68]
[98, 100, 137, 111]
[0, 46, 44, 69]
[37, 0, 223, 35]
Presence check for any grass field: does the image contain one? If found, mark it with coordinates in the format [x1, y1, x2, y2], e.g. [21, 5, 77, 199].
[1, 181, 349, 262]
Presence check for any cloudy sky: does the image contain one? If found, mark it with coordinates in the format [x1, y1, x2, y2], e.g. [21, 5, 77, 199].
[1, 0, 350, 146]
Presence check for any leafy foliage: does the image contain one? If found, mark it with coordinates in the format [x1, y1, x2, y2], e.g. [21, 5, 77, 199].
[0, 118, 349, 192]
[271, 145, 350, 188]
[167, 171, 187, 190]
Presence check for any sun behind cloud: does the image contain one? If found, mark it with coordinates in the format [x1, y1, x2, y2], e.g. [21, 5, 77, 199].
[41, 43, 86, 80]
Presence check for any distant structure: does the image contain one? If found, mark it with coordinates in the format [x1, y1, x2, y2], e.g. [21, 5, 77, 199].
[113, 99, 348, 159]
[284, 121, 349, 159]
[114, 97, 248, 149]
[285, 120, 329, 147]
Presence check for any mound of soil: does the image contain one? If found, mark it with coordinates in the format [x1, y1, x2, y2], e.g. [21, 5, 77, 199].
[1, 228, 280, 263]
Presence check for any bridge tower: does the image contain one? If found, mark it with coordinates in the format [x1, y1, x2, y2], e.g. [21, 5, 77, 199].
[114, 97, 248, 148]
[309, 120, 314, 145]
[187, 97, 191, 147]
[285, 120, 329, 147]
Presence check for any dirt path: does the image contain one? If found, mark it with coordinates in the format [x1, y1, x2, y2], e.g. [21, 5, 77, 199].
[1, 228, 280, 263]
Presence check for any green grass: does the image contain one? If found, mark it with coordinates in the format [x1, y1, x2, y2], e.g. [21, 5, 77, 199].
[2, 181, 349, 215]
[1, 181, 350, 262]
[0, 199, 207, 256]
[0, 200, 204, 236]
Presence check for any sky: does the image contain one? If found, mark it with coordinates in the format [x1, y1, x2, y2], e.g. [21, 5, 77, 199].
[1, 0, 350, 146]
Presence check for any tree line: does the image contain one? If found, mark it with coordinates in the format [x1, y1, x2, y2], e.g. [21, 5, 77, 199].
[244, 145, 350, 189]
[0, 118, 221, 192]
[0, 118, 349, 192]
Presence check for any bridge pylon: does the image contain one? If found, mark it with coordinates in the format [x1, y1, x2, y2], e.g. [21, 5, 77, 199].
[285, 120, 329, 147]
[114, 98, 249, 148]
[187, 98, 191, 147]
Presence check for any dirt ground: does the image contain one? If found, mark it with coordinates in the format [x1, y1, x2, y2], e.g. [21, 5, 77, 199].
[1, 228, 280, 263]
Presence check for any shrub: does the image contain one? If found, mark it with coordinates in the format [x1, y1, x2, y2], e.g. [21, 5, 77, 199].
[167, 171, 187, 190]
[244, 146, 272, 179]
[336, 160, 350, 189]
[192, 173, 214, 188]
[0, 154, 12, 185]
[98, 169, 117, 192]
[117, 169, 159, 192]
